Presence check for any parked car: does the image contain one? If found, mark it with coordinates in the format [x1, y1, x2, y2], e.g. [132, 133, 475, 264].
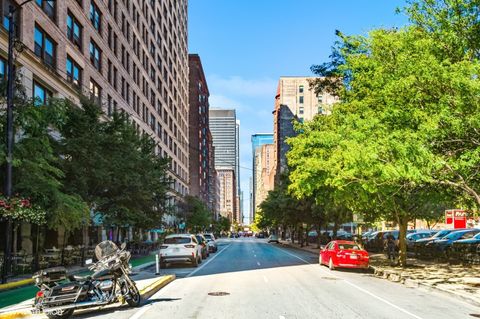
[196, 234, 210, 259]
[426, 229, 480, 258]
[268, 234, 279, 243]
[450, 232, 480, 263]
[319, 240, 369, 270]
[159, 234, 202, 268]
[204, 233, 218, 253]
[256, 233, 265, 239]
[406, 230, 437, 251]
[364, 231, 385, 252]
[413, 229, 462, 256]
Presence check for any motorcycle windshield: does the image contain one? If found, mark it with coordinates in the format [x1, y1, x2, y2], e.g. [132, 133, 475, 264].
[95, 240, 119, 260]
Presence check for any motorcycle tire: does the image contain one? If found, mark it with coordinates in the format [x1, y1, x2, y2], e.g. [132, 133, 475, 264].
[46, 309, 74, 319]
[126, 283, 141, 307]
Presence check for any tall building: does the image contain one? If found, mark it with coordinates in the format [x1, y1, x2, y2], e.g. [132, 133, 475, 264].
[0, 0, 189, 225]
[209, 108, 240, 222]
[273, 77, 337, 181]
[217, 168, 236, 222]
[188, 54, 217, 215]
[251, 133, 273, 221]
[254, 144, 275, 213]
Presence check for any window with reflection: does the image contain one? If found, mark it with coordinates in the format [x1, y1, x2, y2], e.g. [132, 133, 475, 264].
[67, 11, 82, 50]
[66, 56, 82, 87]
[35, 0, 55, 21]
[33, 81, 52, 106]
[34, 24, 56, 68]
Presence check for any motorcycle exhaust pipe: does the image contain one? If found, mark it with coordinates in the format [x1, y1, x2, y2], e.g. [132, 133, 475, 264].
[43, 300, 107, 314]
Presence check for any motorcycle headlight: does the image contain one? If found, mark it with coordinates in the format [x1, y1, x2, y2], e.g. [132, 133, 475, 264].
[129, 263, 132, 270]
[35, 277, 42, 285]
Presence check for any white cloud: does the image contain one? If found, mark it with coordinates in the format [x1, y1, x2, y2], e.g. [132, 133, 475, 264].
[207, 75, 277, 98]
[209, 94, 244, 110]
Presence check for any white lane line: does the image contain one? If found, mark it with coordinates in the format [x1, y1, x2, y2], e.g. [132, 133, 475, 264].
[257, 261, 261, 266]
[186, 244, 231, 278]
[279, 316, 286, 319]
[129, 304, 152, 319]
[274, 246, 424, 319]
[263, 275, 269, 283]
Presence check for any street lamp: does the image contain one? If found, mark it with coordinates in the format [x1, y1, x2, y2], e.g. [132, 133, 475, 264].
[1, 0, 52, 284]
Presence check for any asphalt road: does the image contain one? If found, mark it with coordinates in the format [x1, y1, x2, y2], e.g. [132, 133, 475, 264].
[75, 237, 480, 319]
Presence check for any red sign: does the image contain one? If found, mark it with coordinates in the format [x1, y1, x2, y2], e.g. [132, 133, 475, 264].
[445, 210, 467, 229]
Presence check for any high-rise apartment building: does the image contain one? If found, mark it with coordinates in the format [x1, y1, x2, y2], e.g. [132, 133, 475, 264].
[217, 168, 236, 222]
[0, 0, 189, 225]
[251, 133, 273, 221]
[254, 143, 275, 213]
[188, 54, 217, 215]
[209, 108, 240, 222]
[273, 77, 337, 181]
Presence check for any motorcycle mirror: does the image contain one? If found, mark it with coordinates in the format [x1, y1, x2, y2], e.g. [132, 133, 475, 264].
[85, 258, 93, 265]
[121, 242, 127, 250]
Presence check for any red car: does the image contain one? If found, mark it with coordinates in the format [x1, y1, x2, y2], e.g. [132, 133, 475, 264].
[319, 240, 369, 270]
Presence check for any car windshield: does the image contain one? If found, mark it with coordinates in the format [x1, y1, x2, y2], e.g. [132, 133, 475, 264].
[164, 237, 191, 244]
[204, 234, 213, 240]
[195, 236, 204, 242]
[338, 244, 362, 250]
[444, 231, 467, 240]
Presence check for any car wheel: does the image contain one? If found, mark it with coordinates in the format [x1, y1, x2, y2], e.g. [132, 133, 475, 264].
[192, 256, 198, 267]
[319, 254, 323, 266]
[198, 255, 203, 264]
[329, 258, 335, 271]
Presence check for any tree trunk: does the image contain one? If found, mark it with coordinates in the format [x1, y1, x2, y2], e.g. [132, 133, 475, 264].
[316, 224, 321, 249]
[398, 215, 409, 268]
[333, 220, 338, 239]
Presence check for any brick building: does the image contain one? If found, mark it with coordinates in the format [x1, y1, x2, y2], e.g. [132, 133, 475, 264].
[188, 53, 218, 217]
[0, 0, 190, 227]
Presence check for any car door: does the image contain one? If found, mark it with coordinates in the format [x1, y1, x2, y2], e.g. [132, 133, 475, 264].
[326, 242, 335, 262]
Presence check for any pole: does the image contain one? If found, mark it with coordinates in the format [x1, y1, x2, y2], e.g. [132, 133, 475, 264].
[2, 6, 15, 285]
[155, 253, 160, 275]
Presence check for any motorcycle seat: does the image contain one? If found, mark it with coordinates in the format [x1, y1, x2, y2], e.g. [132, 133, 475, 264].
[69, 274, 91, 282]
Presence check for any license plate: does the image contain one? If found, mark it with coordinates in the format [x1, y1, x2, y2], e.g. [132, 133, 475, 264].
[173, 248, 180, 252]
[350, 255, 357, 259]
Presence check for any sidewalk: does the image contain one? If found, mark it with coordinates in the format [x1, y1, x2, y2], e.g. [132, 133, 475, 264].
[0, 254, 156, 309]
[279, 239, 480, 307]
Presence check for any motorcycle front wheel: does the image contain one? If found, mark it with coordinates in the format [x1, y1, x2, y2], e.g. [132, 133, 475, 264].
[46, 308, 74, 319]
[126, 283, 141, 307]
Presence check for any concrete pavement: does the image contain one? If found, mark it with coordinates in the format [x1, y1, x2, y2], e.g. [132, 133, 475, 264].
[79, 237, 480, 319]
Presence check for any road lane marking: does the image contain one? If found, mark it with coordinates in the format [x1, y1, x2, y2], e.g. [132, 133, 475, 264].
[186, 244, 232, 278]
[279, 316, 286, 319]
[257, 261, 261, 266]
[274, 245, 424, 319]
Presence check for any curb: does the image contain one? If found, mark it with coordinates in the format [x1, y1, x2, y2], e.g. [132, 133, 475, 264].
[0, 279, 34, 292]
[139, 275, 175, 300]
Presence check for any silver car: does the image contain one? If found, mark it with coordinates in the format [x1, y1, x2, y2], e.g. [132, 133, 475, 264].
[204, 233, 218, 252]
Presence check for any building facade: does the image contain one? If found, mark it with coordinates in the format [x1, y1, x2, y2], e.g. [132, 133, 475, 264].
[273, 77, 337, 181]
[217, 168, 236, 222]
[188, 54, 216, 214]
[254, 143, 275, 215]
[250, 133, 273, 221]
[0, 0, 189, 226]
[209, 108, 240, 222]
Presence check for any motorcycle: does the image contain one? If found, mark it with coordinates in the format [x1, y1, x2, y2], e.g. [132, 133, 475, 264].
[32, 241, 141, 319]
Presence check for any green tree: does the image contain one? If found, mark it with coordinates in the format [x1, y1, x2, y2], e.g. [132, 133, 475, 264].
[181, 196, 212, 233]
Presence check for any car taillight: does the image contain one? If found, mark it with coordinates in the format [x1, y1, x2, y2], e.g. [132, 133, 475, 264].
[36, 291, 44, 298]
[185, 244, 195, 248]
[160, 245, 168, 249]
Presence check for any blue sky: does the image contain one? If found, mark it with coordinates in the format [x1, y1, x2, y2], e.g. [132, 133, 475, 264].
[188, 0, 408, 223]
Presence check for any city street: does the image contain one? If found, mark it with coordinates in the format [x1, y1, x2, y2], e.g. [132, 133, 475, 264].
[74, 238, 480, 319]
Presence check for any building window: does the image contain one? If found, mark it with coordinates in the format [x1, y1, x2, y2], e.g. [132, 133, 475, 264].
[34, 25, 56, 68]
[89, 79, 101, 105]
[317, 95, 323, 103]
[299, 85, 304, 93]
[299, 106, 304, 115]
[299, 96, 304, 104]
[36, 0, 55, 21]
[89, 1, 101, 32]
[89, 40, 101, 71]
[2, 1, 19, 35]
[318, 106, 323, 114]
[66, 56, 82, 87]
[33, 81, 51, 106]
[66, 11, 82, 50]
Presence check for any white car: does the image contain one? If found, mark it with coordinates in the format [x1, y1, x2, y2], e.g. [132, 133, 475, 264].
[204, 233, 218, 252]
[159, 234, 203, 268]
